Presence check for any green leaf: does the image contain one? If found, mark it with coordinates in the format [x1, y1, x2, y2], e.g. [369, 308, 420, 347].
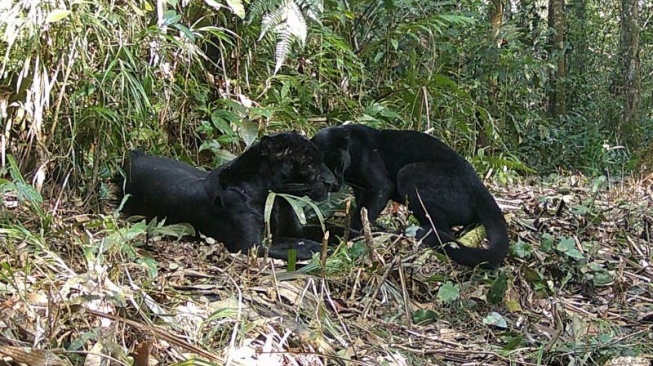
[287, 249, 297, 271]
[412, 309, 439, 325]
[278, 193, 326, 232]
[125, 221, 148, 240]
[540, 233, 554, 252]
[264, 192, 277, 225]
[46, 9, 71, 23]
[487, 272, 507, 305]
[502, 333, 525, 351]
[437, 281, 460, 303]
[15, 182, 43, 204]
[226, 0, 245, 19]
[173, 23, 195, 42]
[214, 149, 237, 165]
[239, 120, 259, 147]
[483, 312, 508, 329]
[276, 194, 308, 225]
[199, 139, 221, 153]
[139, 257, 159, 279]
[152, 222, 196, 239]
[512, 240, 532, 258]
[556, 237, 584, 260]
[204, 0, 223, 11]
[161, 10, 181, 27]
[592, 270, 613, 287]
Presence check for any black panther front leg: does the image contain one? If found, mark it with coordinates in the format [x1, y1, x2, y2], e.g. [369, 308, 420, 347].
[350, 178, 395, 230]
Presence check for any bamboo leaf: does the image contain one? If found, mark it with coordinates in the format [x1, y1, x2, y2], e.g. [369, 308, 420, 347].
[46, 10, 71, 23]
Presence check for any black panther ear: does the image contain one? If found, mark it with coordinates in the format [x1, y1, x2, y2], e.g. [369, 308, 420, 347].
[258, 135, 273, 156]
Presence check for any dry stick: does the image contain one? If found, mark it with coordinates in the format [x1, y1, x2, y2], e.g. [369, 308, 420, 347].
[51, 170, 70, 216]
[342, 198, 352, 243]
[360, 207, 380, 264]
[320, 230, 330, 269]
[397, 258, 412, 328]
[362, 256, 401, 319]
[349, 267, 363, 302]
[543, 300, 564, 353]
[83, 308, 221, 362]
[415, 190, 445, 246]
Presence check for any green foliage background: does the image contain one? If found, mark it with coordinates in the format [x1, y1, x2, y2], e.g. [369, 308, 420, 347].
[1, 0, 652, 197]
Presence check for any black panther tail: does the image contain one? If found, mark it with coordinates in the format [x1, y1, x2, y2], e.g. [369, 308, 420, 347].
[439, 192, 509, 270]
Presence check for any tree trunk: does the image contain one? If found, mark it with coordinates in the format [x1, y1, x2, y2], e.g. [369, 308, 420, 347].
[547, 0, 566, 118]
[476, 0, 504, 151]
[614, 0, 641, 149]
[568, 0, 587, 110]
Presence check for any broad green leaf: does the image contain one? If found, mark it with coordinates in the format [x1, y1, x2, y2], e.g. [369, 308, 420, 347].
[483, 312, 508, 329]
[161, 10, 181, 27]
[226, 0, 245, 19]
[487, 272, 507, 305]
[152, 222, 195, 239]
[174, 23, 195, 42]
[557, 237, 584, 260]
[412, 309, 439, 325]
[199, 139, 221, 153]
[437, 281, 460, 303]
[540, 233, 554, 252]
[239, 120, 259, 147]
[214, 149, 236, 165]
[46, 10, 71, 23]
[592, 270, 613, 287]
[139, 257, 158, 279]
[125, 221, 148, 239]
[512, 240, 532, 258]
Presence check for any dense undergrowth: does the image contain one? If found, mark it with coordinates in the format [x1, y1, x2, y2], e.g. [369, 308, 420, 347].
[1, 167, 652, 365]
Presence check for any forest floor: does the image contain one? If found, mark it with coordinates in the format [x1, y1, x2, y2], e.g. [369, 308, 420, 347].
[1, 173, 653, 366]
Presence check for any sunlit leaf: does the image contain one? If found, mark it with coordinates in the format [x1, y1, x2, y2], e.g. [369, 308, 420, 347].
[483, 312, 508, 329]
[226, 0, 245, 19]
[46, 10, 71, 23]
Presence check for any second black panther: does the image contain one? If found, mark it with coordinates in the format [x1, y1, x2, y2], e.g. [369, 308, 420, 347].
[119, 132, 337, 260]
[311, 124, 510, 269]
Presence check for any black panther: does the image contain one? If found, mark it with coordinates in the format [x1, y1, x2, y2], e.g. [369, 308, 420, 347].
[311, 124, 509, 269]
[119, 132, 338, 260]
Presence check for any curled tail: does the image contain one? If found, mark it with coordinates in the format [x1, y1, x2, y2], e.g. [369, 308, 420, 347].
[422, 192, 509, 270]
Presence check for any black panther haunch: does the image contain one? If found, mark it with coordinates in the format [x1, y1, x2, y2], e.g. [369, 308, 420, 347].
[311, 124, 509, 269]
[119, 132, 337, 260]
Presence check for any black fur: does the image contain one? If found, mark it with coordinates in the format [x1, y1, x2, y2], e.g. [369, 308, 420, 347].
[119, 132, 338, 260]
[311, 124, 509, 269]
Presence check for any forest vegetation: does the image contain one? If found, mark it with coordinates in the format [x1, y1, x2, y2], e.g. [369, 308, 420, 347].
[1, 0, 652, 364]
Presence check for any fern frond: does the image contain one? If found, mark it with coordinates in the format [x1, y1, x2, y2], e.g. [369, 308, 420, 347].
[275, 29, 292, 74]
[284, 0, 307, 45]
[248, 0, 283, 23]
